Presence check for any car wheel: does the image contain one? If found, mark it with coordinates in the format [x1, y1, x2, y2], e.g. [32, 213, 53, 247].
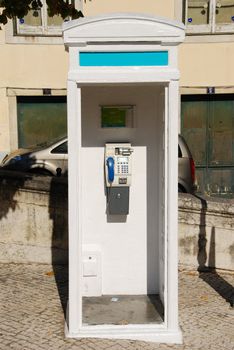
[178, 185, 186, 193]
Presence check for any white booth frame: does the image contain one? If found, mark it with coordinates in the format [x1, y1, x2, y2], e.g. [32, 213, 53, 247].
[66, 81, 180, 344]
[63, 14, 184, 344]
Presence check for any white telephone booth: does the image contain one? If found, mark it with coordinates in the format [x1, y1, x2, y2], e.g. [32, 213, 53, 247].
[63, 13, 184, 343]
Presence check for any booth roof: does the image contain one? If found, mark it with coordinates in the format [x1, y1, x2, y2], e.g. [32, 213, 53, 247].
[63, 13, 185, 45]
[63, 13, 185, 31]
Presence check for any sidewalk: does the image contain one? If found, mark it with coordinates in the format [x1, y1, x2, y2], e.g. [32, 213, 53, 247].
[0, 264, 233, 350]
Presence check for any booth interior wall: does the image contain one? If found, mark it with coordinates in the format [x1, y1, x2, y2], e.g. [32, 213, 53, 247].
[81, 85, 165, 296]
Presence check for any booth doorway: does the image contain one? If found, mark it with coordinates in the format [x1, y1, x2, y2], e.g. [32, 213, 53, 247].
[80, 84, 166, 326]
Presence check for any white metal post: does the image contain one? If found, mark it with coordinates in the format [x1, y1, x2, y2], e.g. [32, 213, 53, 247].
[67, 81, 83, 335]
[167, 80, 180, 333]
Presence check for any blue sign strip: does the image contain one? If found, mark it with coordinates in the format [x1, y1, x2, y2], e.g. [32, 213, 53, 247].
[79, 51, 168, 67]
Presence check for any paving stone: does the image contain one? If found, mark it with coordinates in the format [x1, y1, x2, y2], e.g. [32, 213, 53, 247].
[0, 264, 233, 350]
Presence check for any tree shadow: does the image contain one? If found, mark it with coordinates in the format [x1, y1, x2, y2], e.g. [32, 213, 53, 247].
[195, 195, 234, 307]
[0, 170, 31, 221]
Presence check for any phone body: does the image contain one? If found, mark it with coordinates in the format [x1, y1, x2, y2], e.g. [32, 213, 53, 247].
[104, 143, 133, 215]
[105, 143, 133, 187]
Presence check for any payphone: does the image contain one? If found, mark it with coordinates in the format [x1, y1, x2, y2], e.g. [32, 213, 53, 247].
[105, 143, 133, 215]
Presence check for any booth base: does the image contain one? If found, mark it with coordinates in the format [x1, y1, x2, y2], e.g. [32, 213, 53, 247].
[65, 297, 183, 344]
[65, 321, 183, 344]
[82, 294, 163, 325]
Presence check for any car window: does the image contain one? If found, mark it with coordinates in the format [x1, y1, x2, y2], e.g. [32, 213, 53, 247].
[51, 141, 68, 154]
[178, 145, 182, 158]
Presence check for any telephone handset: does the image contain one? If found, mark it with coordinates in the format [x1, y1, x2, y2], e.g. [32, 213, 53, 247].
[105, 143, 133, 187]
[106, 157, 115, 183]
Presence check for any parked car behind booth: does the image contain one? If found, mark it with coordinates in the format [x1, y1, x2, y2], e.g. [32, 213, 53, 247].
[0, 135, 196, 193]
[0, 136, 68, 177]
[178, 134, 196, 193]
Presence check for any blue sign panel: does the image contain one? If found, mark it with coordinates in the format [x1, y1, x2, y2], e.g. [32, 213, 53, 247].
[79, 51, 168, 67]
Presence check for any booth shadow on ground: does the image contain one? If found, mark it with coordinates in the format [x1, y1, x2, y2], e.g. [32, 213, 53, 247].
[49, 175, 69, 318]
[196, 194, 234, 307]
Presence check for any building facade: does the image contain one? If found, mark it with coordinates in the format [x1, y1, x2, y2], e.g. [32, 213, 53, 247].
[0, 0, 234, 196]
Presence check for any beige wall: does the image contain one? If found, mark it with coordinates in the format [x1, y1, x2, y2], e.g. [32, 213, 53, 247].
[0, 28, 10, 154]
[179, 41, 234, 88]
[0, 2, 174, 155]
[0, 23, 68, 156]
[0, 23, 68, 89]
[1, 1, 234, 155]
[83, 0, 175, 18]
[0, 89, 10, 153]
[1, 44, 68, 89]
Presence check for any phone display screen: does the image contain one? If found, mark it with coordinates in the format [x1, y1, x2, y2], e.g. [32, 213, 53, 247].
[118, 157, 128, 163]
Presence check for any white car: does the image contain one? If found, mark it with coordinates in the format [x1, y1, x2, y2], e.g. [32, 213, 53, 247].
[0, 135, 196, 193]
[0, 136, 68, 176]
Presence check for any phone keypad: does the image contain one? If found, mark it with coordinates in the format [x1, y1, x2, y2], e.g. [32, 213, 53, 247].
[117, 162, 129, 174]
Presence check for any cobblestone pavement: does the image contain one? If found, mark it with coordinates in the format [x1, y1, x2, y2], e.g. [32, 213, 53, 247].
[0, 264, 233, 350]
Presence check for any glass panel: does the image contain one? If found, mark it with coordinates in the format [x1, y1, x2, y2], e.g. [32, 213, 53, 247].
[17, 96, 67, 148]
[209, 100, 234, 165]
[216, 0, 234, 24]
[51, 142, 68, 154]
[181, 100, 207, 166]
[20, 9, 42, 26]
[178, 145, 182, 158]
[187, 0, 210, 25]
[47, 13, 64, 27]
